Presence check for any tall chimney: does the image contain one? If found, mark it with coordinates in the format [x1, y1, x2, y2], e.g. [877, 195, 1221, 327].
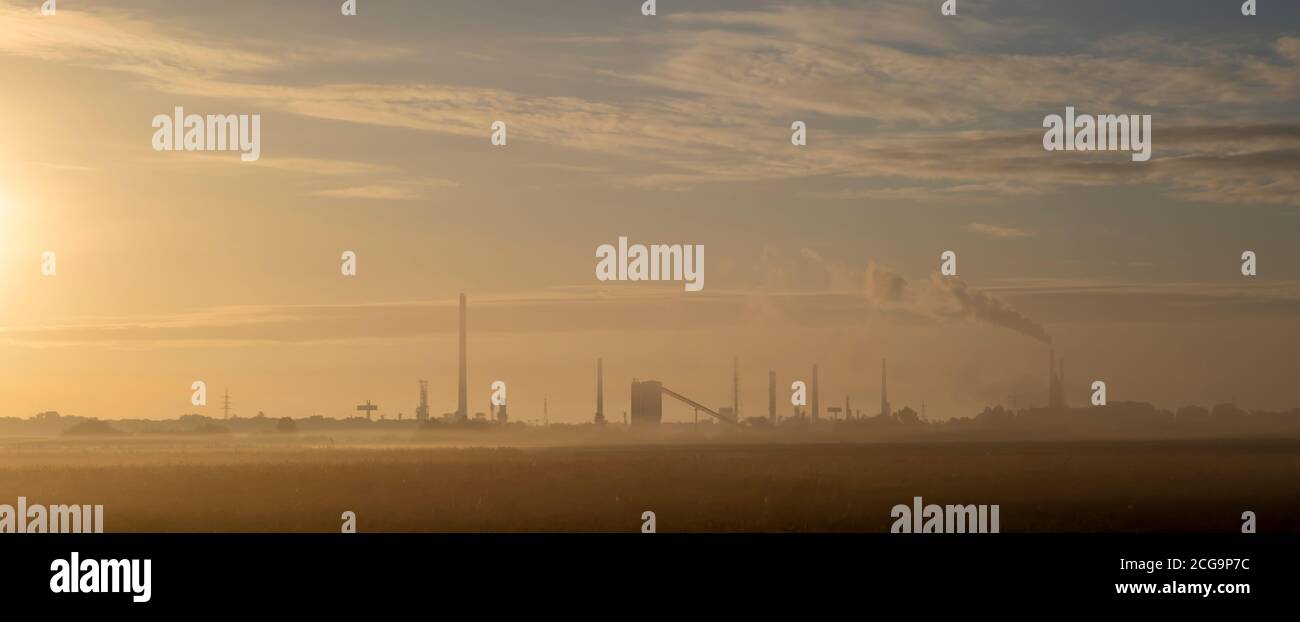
[1048, 349, 1054, 408]
[457, 293, 467, 419]
[597, 358, 604, 421]
[768, 370, 776, 424]
[812, 364, 820, 421]
[733, 356, 740, 423]
[1060, 358, 1066, 408]
[880, 358, 889, 417]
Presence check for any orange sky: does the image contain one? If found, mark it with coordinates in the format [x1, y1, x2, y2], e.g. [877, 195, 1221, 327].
[1, 0, 1298, 421]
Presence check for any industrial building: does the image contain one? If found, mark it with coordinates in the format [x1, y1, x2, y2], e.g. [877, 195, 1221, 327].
[631, 379, 663, 426]
[416, 380, 430, 422]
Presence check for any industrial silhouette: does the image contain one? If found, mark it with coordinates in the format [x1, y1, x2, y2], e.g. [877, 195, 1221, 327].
[812, 364, 820, 421]
[456, 293, 468, 421]
[880, 359, 891, 418]
[594, 358, 606, 425]
[768, 370, 776, 425]
[374, 294, 1294, 439]
[1048, 350, 1067, 410]
[356, 400, 378, 421]
[25, 292, 1292, 441]
[415, 380, 430, 422]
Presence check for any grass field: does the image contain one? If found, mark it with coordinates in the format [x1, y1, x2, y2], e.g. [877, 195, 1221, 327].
[1, 437, 1296, 532]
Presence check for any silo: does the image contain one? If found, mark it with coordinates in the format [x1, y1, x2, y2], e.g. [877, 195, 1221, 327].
[630, 380, 663, 426]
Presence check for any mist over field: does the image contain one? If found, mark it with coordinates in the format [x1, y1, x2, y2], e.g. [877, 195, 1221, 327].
[3, 432, 1297, 532]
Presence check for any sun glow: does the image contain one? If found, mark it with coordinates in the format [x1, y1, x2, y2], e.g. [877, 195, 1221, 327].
[0, 192, 12, 248]
[0, 192, 20, 302]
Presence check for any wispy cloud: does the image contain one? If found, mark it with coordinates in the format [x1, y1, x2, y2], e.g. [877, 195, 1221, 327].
[27, 161, 97, 172]
[1, 1, 1296, 205]
[310, 178, 458, 201]
[967, 222, 1034, 238]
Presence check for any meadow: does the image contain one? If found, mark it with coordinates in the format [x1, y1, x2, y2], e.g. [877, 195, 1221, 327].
[0, 435, 1295, 532]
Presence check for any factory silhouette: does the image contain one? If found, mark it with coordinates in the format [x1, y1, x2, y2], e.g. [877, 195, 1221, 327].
[7, 293, 1300, 441]
[410, 294, 1074, 430]
[417, 293, 921, 428]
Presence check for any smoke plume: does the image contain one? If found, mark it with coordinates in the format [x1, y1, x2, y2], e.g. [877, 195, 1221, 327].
[927, 273, 1053, 343]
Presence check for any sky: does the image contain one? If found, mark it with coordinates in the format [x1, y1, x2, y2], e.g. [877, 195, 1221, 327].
[0, 0, 1297, 422]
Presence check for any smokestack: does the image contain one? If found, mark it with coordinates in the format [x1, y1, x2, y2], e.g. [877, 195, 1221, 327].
[1060, 358, 1066, 408]
[880, 358, 891, 417]
[458, 293, 467, 419]
[1048, 349, 1066, 410]
[733, 356, 740, 423]
[1048, 349, 1054, 408]
[1053, 352, 1067, 409]
[597, 358, 605, 422]
[812, 364, 820, 421]
[768, 371, 776, 424]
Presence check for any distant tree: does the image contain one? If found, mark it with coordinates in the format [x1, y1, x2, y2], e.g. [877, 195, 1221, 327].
[975, 405, 1014, 426]
[62, 419, 121, 436]
[895, 406, 921, 425]
[1211, 403, 1247, 419]
[194, 422, 230, 435]
[1175, 405, 1210, 422]
[276, 417, 297, 434]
